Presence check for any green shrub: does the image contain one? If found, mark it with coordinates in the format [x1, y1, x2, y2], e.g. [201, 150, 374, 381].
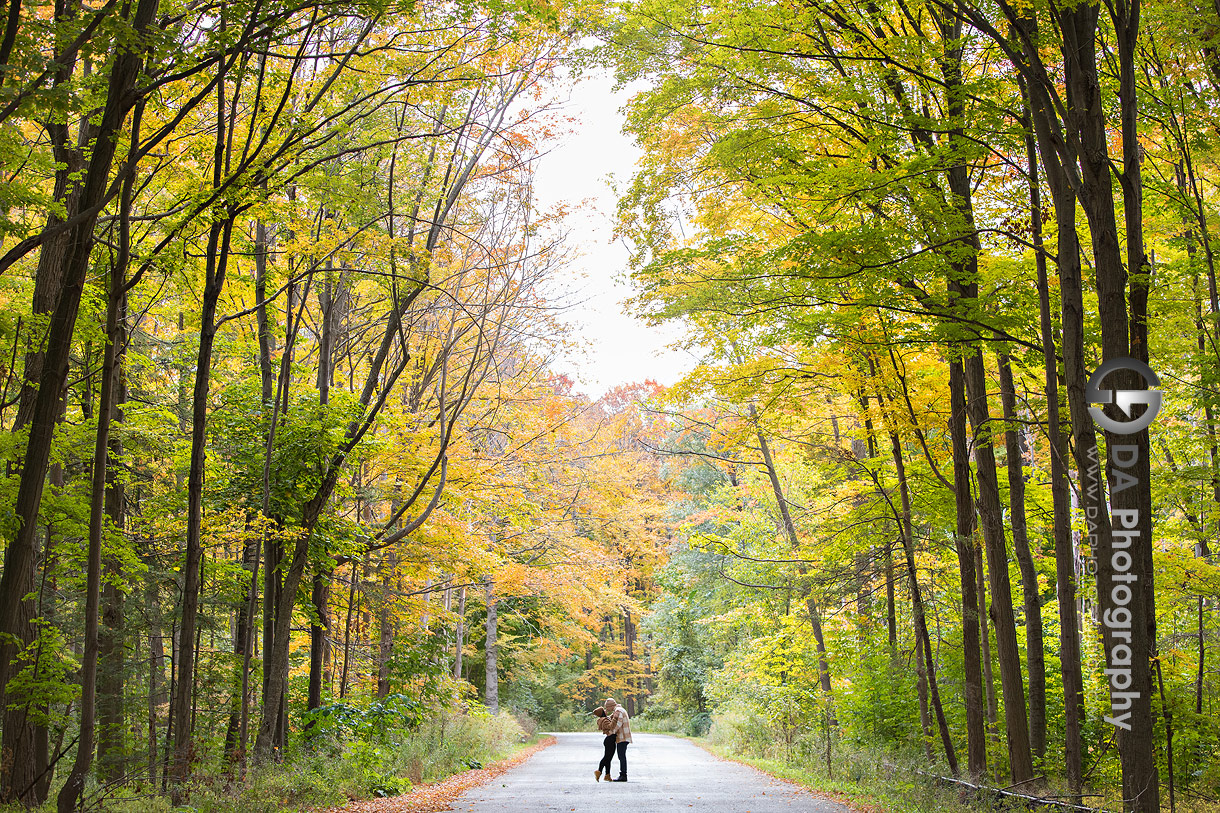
[378, 709, 525, 784]
[511, 710, 540, 739]
[553, 710, 584, 731]
[706, 703, 775, 758]
[632, 710, 709, 736]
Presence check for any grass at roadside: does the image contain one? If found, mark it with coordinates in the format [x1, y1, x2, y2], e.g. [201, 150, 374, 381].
[690, 738, 991, 813]
[329, 735, 555, 813]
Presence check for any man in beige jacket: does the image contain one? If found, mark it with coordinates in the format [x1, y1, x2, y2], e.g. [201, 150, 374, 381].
[603, 698, 632, 782]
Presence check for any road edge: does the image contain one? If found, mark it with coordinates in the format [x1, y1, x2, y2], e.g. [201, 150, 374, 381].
[685, 738, 875, 813]
[329, 735, 557, 813]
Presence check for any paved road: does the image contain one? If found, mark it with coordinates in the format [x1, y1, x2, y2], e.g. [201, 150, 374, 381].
[451, 732, 852, 812]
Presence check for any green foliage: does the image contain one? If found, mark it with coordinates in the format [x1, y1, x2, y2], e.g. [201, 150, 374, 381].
[302, 693, 427, 742]
[341, 740, 415, 798]
[209, 380, 367, 524]
[1, 623, 80, 726]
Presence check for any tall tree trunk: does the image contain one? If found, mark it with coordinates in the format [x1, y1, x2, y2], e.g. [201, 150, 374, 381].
[453, 586, 466, 680]
[173, 43, 235, 783]
[625, 610, 636, 715]
[57, 173, 135, 812]
[998, 355, 1046, 760]
[1062, 4, 1159, 805]
[257, 279, 298, 756]
[960, 348, 1034, 783]
[0, 0, 159, 794]
[223, 535, 259, 765]
[890, 434, 958, 775]
[307, 266, 338, 715]
[255, 535, 309, 759]
[948, 359, 986, 776]
[340, 563, 357, 699]
[33, 462, 63, 803]
[1116, 3, 1160, 806]
[376, 552, 396, 700]
[254, 216, 274, 408]
[146, 556, 166, 788]
[977, 544, 999, 760]
[857, 388, 898, 658]
[914, 625, 933, 760]
[939, 20, 1033, 772]
[173, 215, 235, 785]
[484, 578, 498, 714]
[307, 570, 331, 714]
[1021, 76, 1086, 791]
[97, 294, 128, 785]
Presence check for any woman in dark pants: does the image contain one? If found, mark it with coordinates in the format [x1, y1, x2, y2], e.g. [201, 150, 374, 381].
[603, 698, 632, 781]
[593, 707, 615, 782]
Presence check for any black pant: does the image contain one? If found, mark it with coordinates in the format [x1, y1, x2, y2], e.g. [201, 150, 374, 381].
[615, 741, 628, 777]
[598, 736, 615, 772]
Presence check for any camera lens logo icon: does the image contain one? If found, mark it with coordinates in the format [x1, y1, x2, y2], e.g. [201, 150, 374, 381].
[1086, 358, 1161, 435]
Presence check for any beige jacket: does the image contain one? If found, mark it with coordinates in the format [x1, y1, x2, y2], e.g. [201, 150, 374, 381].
[607, 706, 632, 743]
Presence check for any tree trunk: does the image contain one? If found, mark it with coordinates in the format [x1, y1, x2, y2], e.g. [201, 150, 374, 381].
[485, 578, 498, 714]
[307, 263, 339, 715]
[857, 388, 897, 658]
[224, 535, 260, 765]
[173, 215, 234, 785]
[948, 358, 986, 776]
[97, 295, 128, 785]
[308, 569, 331, 713]
[57, 193, 131, 813]
[960, 348, 1034, 783]
[0, 0, 158, 794]
[625, 610, 636, 715]
[453, 586, 466, 680]
[173, 44, 237, 782]
[146, 556, 166, 788]
[939, 28, 1033, 772]
[254, 535, 310, 759]
[977, 544, 999, 760]
[914, 624, 933, 761]
[340, 563, 357, 699]
[1020, 78, 1086, 791]
[890, 434, 958, 775]
[998, 354, 1046, 760]
[254, 216, 274, 407]
[1062, 4, 1159, 804]
[376, 552, 396, 700]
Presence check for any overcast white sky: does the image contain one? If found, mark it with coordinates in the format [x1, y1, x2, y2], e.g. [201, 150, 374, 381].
[530, 66, 696, 398]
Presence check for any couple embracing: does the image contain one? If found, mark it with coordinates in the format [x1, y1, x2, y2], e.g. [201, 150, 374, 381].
[591, 697, 632, 782]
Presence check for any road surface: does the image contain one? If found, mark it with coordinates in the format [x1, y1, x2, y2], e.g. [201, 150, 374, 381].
[451, 732, 852, 812]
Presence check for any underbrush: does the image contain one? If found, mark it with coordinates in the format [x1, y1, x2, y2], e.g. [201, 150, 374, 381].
[2, 709, 532, 813]
[693, 705, 972, 811]
[634, 710, 711, 737]
[699, 706, 1220, 812]
[699, 728, 989, 813]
